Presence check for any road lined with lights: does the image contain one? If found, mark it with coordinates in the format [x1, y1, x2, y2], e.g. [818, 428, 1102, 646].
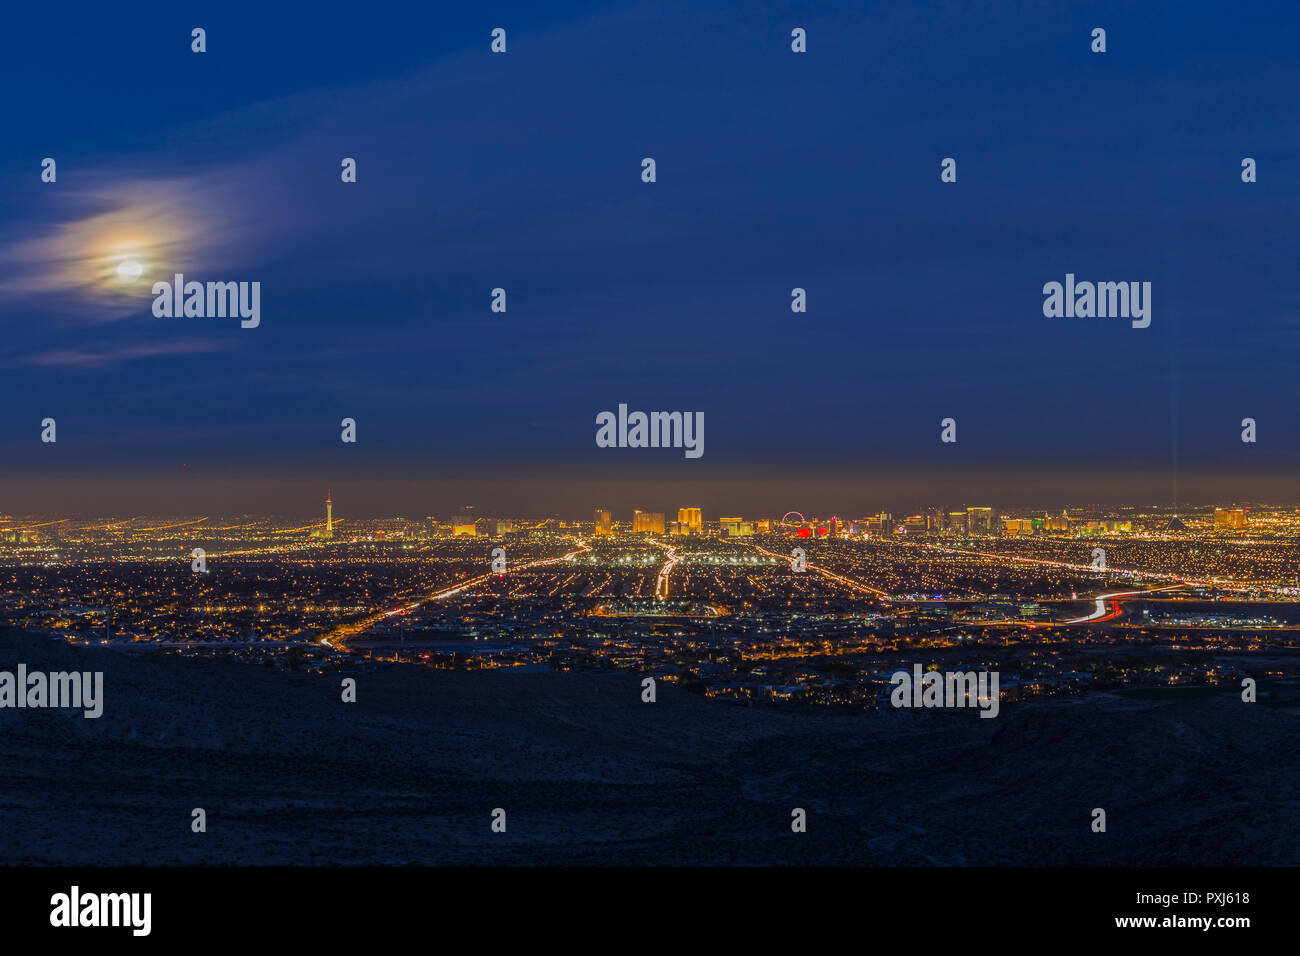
[321, 539, 591, 651]
[1061, 585, 1185, 624]
[904, 539, 1258, 594]
[649, 539, 680, 599]
[746, 543, 892, 599]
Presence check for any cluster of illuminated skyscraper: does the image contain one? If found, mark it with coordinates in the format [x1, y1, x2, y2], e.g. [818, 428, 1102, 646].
[231, 495, 1261, 545]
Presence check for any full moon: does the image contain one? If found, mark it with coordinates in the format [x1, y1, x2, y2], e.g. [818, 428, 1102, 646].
[117, 259, 143, 279]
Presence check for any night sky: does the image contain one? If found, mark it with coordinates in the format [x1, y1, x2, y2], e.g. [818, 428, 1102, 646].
[1, 1, 1296, 516]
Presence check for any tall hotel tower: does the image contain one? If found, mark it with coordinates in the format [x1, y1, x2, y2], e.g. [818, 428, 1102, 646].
[677, 507, 703, 534]
[326, 489, 334, 537]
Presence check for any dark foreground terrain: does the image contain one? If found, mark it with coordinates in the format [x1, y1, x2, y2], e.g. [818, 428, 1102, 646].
[1, 627, 1294, 865]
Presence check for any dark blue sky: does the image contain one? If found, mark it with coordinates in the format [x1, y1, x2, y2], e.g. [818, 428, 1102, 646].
[1, 1, 1297, 515]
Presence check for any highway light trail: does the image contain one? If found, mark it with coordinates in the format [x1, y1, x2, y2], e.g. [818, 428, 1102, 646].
[135, 517, 209, 532]
[321, 539, 591, 650]
[746, 543, 891, 599]
[274, 519, 345, 535]
[649, 539, 679, 599]
[1062, 585, 1185, 624]
[0, 518, 69, 532]
[905, 540, 1245, 592]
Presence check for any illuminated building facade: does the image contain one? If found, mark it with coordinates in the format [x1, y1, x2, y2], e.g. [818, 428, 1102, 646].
[677, 507, 703, 534]
[1215, 507, 1247, 529]
[632, 510, 666, 534]
[452, 506, 477, 536]
[719, 516, 754, 536]
[966, 507, 995, 535]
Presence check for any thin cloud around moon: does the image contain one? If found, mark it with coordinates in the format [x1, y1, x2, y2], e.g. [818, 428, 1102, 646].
[0, 178, 243, 322]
